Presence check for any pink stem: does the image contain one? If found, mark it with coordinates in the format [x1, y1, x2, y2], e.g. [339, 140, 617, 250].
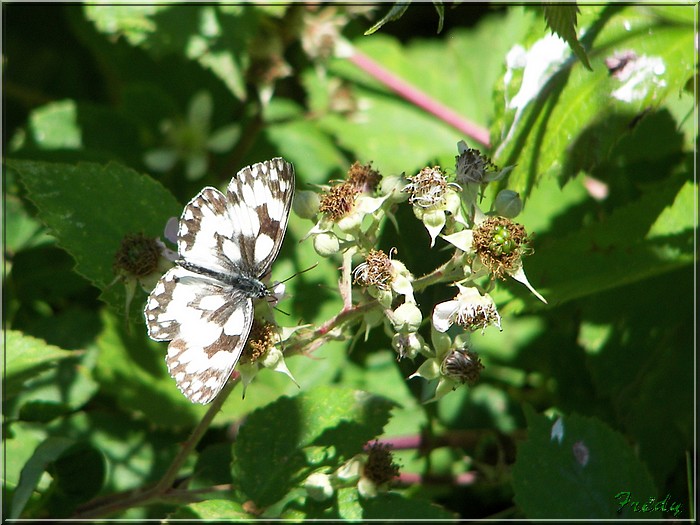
[396, 471, 477, 486]
[348, 49, 491, 148]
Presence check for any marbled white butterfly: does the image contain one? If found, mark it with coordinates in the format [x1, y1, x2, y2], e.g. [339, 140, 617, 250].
[144, 158, 295, 404]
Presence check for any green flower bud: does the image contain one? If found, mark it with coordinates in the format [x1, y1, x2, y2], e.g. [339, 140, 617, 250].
[293, 190, 321, 219]
[494, 190, 522, 218]
[390, 302, 422, 333]
[380, 172, 409, 203]
[313, 232, 340, 257]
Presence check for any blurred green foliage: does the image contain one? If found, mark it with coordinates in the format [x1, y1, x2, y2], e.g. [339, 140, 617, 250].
[3, 3, 696, 520]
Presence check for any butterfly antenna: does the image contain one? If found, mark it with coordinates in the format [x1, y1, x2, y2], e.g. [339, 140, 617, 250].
[279, 262, 319, 284]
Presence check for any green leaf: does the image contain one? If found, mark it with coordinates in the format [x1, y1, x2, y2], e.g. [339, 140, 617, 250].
[84, 5, 167, 46]
[44, 442, 106, 517]
[169, 499, 249, 519]
[9, 159, 182, 320]
[233, 386, 397, 508]
[3, 330, 77, 399]
[29, 99, 82, 149]
[493, 5, 695, 198]
[512, 406, 659, 519]
[360, 492, 457, 519]
[543, 4, 592, 70]
[10, 436, 76, 519]
[364, 2, 411, 36]
[514, 173, 694, 307]
[3, 423, 48, 502]
[85, 5, 258, 101]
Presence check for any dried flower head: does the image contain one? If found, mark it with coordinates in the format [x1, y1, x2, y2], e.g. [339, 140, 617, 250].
[363, 442, 399, 486]
[113, 233, 163, 278]
[353, 249, 393, 290]
[472, 216, 531, 280]
[319, 182, 358, 221]
[455, 146, 502, 185]
[347, 161, 382, 194]
[441, 346, 484, 386]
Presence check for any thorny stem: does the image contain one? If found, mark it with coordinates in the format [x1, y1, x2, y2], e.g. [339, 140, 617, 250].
[348, 48, 491, 148]
[72, 379, 237, 519]
[412, 250, 466, 293]
[283, 300, 378, 357]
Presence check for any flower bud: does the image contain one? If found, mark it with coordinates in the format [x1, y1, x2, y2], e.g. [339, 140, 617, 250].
[380, 172, 409, 203]
[390, 302, 422, 333]
[313, 232, 340, 257]
[494, 190, 522, 218]
[293, 190, 321, 219]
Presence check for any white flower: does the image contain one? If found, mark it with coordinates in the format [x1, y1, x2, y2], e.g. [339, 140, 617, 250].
[432, 283, 501, 333]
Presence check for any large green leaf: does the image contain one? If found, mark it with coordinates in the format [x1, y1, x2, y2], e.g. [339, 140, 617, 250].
[492, 5, 695, 197]
[512, 406, 660, 519]
[10, 159, 182, 320]
[233, 386, 396, 508]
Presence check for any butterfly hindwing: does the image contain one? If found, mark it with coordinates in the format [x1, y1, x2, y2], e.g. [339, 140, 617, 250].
[144, 265, 254, 403]
[144, 158, 295, 404]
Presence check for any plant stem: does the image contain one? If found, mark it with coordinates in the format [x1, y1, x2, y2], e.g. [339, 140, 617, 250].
[73, 380, 237, 519]
[412, 251, 465, 292]
[348, 48, 491, 148]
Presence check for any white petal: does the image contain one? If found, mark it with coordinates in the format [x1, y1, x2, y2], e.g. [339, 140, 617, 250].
[442, 230, 473, 252]
[432, 300, 459, 332]
[509, 264, 548, 304]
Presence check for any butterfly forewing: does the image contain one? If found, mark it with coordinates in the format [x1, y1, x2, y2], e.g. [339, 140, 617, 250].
[144, 158, 295, 404]
[226, 157, 294, 276]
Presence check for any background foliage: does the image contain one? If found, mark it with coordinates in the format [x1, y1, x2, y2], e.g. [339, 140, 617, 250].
[3, 3, 696, 520]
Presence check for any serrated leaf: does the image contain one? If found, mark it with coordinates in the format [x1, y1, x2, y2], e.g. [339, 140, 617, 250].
[493, 5, 694, 198]
[543, 4, 592, 70]
[512, 406, 659, 519]
[3, 330, 77, 399]
[233, 386, 397, 508]
[10, 437, 76, 519]
[364, 2, 411, 36]
[9, 159, 181, 320]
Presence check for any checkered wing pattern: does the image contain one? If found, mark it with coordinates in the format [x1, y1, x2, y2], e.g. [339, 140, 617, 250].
[144, 158, 295, 404]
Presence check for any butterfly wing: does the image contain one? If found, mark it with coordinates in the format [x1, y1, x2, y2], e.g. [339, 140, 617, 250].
[226, 157, 295, 278]
[145, 265, 253, 404]
[145, 158, 294, 404]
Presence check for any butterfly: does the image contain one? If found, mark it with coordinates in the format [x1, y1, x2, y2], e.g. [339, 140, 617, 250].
[144, 158, 295, 404]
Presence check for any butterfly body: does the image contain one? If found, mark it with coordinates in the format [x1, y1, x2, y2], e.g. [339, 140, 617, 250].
[144, 158, 295, 404]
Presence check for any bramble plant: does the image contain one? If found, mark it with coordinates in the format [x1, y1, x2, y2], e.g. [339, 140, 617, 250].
[4, 3, 695, 521]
